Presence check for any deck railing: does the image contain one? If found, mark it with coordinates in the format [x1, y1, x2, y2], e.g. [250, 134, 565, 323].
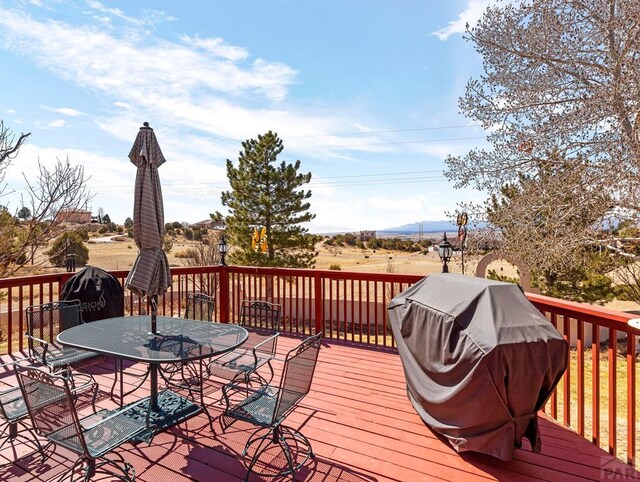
[1, 265, 639, 467]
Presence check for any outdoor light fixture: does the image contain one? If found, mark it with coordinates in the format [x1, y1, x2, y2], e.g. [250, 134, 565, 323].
[218, 234, 228, 266]
[438, 232, 453, 273]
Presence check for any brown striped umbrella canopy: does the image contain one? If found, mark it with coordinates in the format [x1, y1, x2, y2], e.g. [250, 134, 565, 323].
[125, 122, 171, 301]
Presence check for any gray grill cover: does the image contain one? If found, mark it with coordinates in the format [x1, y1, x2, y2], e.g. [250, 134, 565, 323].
[388, 274, 568, 460]
[61, 266, 124, 322]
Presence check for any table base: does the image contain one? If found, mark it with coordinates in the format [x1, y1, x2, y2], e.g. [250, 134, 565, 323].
[122, 389, 202, 443]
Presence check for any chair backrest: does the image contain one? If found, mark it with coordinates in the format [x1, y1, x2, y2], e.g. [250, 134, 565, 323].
[14, 364, 88, 457]
[273, 332, 322, 424]
[184, 292, 215, 322]
[239, 300, 282, 333]
[25, 300, 82, 356]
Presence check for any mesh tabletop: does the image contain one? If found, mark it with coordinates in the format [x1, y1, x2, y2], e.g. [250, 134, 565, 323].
[57, 316, 248, 364]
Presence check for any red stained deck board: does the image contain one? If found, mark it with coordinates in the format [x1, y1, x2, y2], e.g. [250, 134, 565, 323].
[1, 334, 639, 481]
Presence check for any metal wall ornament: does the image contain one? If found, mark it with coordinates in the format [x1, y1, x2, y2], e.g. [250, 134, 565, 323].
[457, 212, 468, 275]
[251, 227, 268, 253]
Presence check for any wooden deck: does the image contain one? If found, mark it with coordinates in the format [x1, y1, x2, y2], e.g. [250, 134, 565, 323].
[1, 335, 638, 481]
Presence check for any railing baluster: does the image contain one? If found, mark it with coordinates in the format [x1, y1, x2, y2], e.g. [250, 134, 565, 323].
[577, 317, 584, 436]
[627, 332, 636, 466]
[350, 279, 355, 341]
[314, 272, 323, 335]
[550, 312, 558, 419]
[593, 321, 600, 446]
[358, 279, 363, 342]
[609, 327, 617, 456]
[7, 287, 13, 355]
[564, 314, 571, 427]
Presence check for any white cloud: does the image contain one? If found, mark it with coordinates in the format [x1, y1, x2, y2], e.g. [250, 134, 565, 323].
[432, 0, 494, 40]
[0, 9, 295, 102]
[6, 109, 16, 114]
[47, 119, 66, 128]
[0, 8, 396, 158]
[84, 1, 176, 27]
[180, 35, 249, 61]
[40, 105, 85, 116]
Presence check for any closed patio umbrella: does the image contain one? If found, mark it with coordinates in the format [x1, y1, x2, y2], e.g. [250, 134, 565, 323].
[125, 122, 171, 333]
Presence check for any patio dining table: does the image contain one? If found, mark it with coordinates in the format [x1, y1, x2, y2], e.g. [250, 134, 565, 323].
[57, 315, 248, 441]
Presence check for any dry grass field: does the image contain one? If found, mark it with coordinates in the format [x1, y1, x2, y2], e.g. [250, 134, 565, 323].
[21, 233, 640, 312]
[78, 235, 494, 276]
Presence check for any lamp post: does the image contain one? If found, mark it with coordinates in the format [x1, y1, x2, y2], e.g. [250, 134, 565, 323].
[438, 232, 453, 273]
[218, 234, 228, 266]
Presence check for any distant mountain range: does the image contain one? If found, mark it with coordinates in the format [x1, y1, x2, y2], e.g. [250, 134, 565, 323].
[378, 220, 457, 235]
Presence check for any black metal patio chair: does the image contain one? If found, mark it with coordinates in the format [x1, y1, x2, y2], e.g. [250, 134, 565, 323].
[0, 359, 98, 462]
[184, 292, 215, 322]
[0, 362, 45, 461]
[25, 300, 99, 399]
[15, 364, 152, 482]
[207, 300, 281, 389]
[221, 331, 323, 481]
[158, 292, 217, 395]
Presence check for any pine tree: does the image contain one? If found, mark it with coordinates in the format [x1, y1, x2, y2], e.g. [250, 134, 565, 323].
[221, 131, 317, 268]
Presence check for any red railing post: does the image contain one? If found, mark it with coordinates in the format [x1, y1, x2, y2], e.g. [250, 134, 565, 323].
[219, 266, 230, 323]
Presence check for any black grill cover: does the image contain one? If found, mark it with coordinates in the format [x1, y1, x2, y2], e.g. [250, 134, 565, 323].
[61, 266, 124, 322]
[388, 274, 568, 460]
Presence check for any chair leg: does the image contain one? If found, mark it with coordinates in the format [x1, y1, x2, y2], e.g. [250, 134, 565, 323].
[0, 420, 46, 462]
[92, 453, 136, 482]
[115, 360, 150, 406]
[244, 430, 274, 482]
[110, 358, 120, 405]
[242, 425, 314, 480]
[60, 454, 135, 482]
[276, 431, 295, 479]
[88, 377, 98, 413]
[56, 456, 85, 482]
[85, 459, 96, 481]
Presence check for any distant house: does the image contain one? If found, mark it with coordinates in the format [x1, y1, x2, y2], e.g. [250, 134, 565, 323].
[359, 230, 376, 241]
[191, 219, 225, 230]
[55, 209, 92, 224]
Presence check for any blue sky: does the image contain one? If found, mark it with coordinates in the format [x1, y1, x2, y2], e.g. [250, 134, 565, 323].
[0, 0, 493, 233]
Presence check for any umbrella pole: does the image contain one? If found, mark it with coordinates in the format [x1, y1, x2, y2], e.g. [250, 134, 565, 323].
[150, 295, 158, 334]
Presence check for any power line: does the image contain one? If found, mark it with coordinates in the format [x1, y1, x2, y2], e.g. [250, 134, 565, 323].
[204, 124, 486, 145]
[314, 169, 443, 179]
[60, 173, 448, 196]
[309, 176, 446, 188]
[287, 135, 486, 150]
[91, 169, 448, 192]
[285, 124, 483, 138]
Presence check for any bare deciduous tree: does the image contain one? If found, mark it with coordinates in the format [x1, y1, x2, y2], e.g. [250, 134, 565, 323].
[446, 0, 640, 301]
[0, 121, 30, 166]
[0, 121, 30, 198]
[447, 0, 640, 196]
[180, 233, 223, 295]
[0, 122, 93, 278]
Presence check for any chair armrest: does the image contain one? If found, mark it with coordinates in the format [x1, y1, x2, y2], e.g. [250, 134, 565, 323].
[0, 356, 29, 370]
[222, 380, 265, 406]
[25, 333, 50, 364]
[253, 332, 279, 359]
